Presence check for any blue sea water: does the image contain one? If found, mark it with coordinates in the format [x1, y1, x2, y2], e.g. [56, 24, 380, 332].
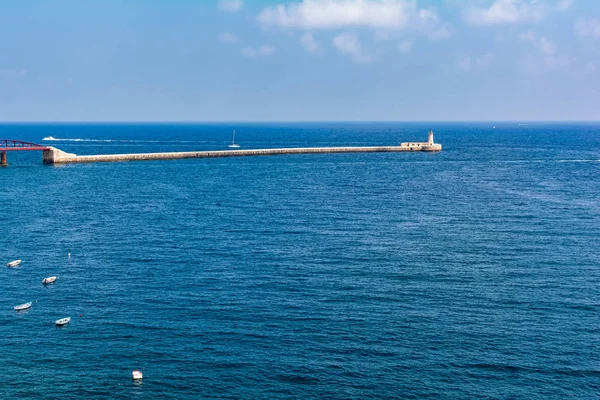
[0, 122, 599, 399]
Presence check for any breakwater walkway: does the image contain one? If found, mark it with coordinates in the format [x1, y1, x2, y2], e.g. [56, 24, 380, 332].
[0, 130, 441, 165]
[41, 130, 442, 165]
[42, 144, 440, 164]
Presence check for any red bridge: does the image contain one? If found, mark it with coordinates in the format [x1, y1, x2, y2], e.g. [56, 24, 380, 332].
[0, 140, 50, 166]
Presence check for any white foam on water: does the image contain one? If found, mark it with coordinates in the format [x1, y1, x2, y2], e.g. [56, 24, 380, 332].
[42, 137, 201, 144]
[557, 160, 600, 163]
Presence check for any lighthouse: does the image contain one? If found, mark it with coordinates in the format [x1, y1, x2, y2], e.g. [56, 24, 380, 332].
[428, 129, 434, 146]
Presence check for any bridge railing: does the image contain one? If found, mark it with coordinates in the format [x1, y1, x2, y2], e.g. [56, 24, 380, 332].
[0, 140, 50, 151]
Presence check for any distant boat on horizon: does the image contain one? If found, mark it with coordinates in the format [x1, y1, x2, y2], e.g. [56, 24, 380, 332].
[42, 136, 57, 141]
[132, 370, 143, 380]
[228, 130, 240, 148]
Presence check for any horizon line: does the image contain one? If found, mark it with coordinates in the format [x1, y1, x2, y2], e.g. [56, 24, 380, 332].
[1, 120, 600, 124]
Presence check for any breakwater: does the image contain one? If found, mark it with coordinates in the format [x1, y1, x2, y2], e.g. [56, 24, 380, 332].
[41, 130, 442, 164]
[43, 144, 441, 164]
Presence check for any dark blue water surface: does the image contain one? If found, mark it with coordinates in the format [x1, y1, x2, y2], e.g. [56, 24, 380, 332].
[1, 123, 599, 399]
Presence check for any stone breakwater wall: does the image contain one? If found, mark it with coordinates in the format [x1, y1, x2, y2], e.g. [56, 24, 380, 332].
[42, 144, 442, 164]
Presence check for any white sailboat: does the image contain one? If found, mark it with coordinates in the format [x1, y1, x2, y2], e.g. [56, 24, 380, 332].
[228, 130, 240, 148]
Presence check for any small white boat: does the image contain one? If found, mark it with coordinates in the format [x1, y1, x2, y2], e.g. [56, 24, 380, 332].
[14, 302, 32, 311]
[228, 130, 240, 148]
[55, 317, 71, 326]
[132, 370, 143, 380]
[42, 276, 57, 284]
[42, 136, 56, 141]
[7, 260, 21, 267]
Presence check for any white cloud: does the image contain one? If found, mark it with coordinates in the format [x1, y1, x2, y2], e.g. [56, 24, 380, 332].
[218, 32, 239, 43]
[397, 40, 412, 53]
[300, 33, 320, 53]
[257, 0, 451, 39]
[219, 0, 243, 13]
[456, 53, 495, 71]
[416, 8, 452, 39]
[537, 37, 556, 55]
[333, 32, 377, 64]
[519, 31, 555, 55]
[464, 0, 569, 26]
[518, 31, 568, 72]
[575, 18, 600, 39]
[241, 45, 276, 58]
[556, 0, 573, 11]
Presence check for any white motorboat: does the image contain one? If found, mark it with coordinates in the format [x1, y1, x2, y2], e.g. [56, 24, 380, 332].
[55, 317, 71, 326]
[7, 260, 21, 267]
[14, 302, 32, 311]
[132, 370, 143, 380]
[42, 136, 56, 141]
[42, 276, 57, 284]
[228, 130, 240, 148]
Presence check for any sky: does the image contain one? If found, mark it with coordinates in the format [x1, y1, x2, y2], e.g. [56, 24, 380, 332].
[0, 0, 599, 122]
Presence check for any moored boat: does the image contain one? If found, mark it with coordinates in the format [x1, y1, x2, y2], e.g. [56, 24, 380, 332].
[228, 130, 240, 148]
[55, 317, 71, 326]
[14, 302, 32, 311]
[7, 260, 21, 267]
[42, 276, 57, 284]
[132, 370, 143, 380]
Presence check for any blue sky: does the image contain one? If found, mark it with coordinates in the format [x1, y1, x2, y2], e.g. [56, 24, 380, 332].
[0, 0, 599, 121]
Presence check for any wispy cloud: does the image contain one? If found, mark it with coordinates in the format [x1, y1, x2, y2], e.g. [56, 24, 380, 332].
[556, 0, 574, 11]
[218, 32, 239, 43]
[241, 45, 276, 58]
[455, 53, 495, 72]
[464, 0, 570, 26]
[575, 18, 600, 39]
[456, 54, 473, 72]
[219, 0, 243, 13]
[258, 0, 451, 39]
[397, 40, 412, 53]
[518, 31, 569, 71]
[519, 31, 556, 55]
[300, 33, 320, 54]
[332, 32, 377, 64]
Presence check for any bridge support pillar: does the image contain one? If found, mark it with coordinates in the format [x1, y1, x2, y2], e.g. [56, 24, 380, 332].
[1, 151, 6, 166]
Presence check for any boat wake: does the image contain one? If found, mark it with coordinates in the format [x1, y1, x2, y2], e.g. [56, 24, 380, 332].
[557, 159, 600, 163]
[42, 136, 198, 144]
[43, 136, 114, 142]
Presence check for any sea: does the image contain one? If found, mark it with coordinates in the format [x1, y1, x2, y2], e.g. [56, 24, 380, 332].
[0, 122, 599, 399]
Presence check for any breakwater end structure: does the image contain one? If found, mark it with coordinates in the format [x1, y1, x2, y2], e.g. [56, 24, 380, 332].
[1, 131, 441, 166]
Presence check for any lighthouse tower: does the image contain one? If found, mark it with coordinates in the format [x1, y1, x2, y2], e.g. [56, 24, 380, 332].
[428, 129, 434, 145]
